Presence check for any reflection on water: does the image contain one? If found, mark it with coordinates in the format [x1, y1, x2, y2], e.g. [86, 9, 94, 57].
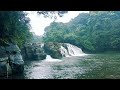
[1, 53, 120, 79]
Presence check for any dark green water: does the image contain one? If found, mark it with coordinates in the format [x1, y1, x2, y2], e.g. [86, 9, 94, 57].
[3, 53, 120, 79]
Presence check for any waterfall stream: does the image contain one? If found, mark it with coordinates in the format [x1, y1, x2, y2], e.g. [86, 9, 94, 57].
[60, 43, 86, 57]
[45, 43, 86, 62]
[45, 55, 62, 62]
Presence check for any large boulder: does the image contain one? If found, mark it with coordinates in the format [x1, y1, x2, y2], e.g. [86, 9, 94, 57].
[44, 42, 63, 59]
[0, 43, 24, 77]
[32, 47, 46, 60]
[22, 43, 47, 60]
[0, 57, 12, 77]
[21, 44, 33, 60]
[5, 44, 24, 74]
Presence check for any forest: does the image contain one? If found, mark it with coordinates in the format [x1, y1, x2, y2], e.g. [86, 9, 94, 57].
[43, 11, 120, 53]
[0, 11, 67, 48]
[0, 11, 33, 48]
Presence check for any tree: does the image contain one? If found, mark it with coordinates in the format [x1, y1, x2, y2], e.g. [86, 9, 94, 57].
[37, 11, 68, 19]
[0, 11, 32, 47]
[42, 11, 120, 52]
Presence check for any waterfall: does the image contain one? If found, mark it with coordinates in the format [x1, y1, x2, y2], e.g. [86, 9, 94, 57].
[60, 46, 70, 57]
[66, 43, 85, 56]
[46, 55, 53, 60]
[45, 55, 62, 62]
[60, 43, 85, 57]
[44, 43, 85, 62]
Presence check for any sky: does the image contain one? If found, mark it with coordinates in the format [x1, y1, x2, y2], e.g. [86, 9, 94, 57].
[27, 11, 89, 36]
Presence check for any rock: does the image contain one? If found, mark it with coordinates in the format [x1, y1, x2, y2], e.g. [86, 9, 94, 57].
[9, 53, 24, 73]
[5, 43, 21, 53]
[32, 47, 46, 60]
[0, 57, 8, 62]
[0, 43, 24, 77]
[7, 44, 24, 74]
[0, 57, 12, 76]
[44, 42, 62, 59]
[22, 43, 47, 60]
[22, 42, 84, 60]
[32, 53, 46, 60]
[0, 46, 7, 58]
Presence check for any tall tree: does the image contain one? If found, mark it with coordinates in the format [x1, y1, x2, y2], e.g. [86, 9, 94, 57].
[0, 11, 32, 47]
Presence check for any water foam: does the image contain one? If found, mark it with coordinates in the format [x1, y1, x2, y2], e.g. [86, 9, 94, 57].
[45, 55, 62, 62]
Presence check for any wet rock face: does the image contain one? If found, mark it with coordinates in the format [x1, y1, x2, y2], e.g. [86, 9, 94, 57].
[32, 47, 46, 60]
[0, 57, 12, 76]
[6, 44, 24, 74]
[9, 53, 24, 73]
[22, 42, 63, 60]
[22, 43, 47, 60]
[0, 44, 24, 76]
[43, 42, 63, 59]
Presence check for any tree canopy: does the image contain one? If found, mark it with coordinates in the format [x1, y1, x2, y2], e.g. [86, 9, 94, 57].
[37, 11, 68, 19]
[43, 11, 120, 53]
[0, 11, 68, 48]
[0, 11, 32, 47]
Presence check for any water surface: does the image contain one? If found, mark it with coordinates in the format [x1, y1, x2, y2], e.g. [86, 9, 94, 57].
[2, 53, 120, 79]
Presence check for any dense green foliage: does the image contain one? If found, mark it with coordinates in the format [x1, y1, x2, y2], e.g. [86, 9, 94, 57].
[0, 11, 33, 47]
[43, 11, 120, 53]
[0, 11, 68, 48]
[30, 32, 43, 43]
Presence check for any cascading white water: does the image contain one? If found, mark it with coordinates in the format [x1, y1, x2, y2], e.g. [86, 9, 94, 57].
[60, 43, 86, 57]
[45, 55, 62, 62]
[66, 43, 85, 56]
[46, 55, 53, 60]
[60, 46, 70, 57]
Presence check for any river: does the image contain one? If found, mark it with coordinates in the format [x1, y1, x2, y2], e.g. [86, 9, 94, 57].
[3, 53, 120, 79]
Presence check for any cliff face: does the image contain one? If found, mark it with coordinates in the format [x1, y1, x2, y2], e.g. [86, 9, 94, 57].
[21, 43, 47, 60]
[0, 44, 24, 77]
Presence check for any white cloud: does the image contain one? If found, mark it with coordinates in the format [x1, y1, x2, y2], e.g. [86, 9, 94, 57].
[27, 12, 54, 36]
[27, 11, 89, 36]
